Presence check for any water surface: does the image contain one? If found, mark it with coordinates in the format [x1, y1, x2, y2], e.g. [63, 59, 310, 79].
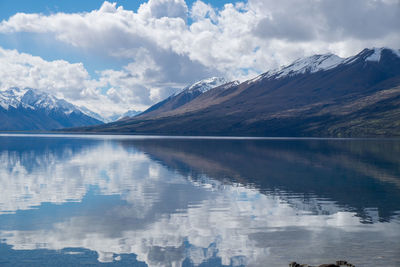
[0, 134, 399, 266]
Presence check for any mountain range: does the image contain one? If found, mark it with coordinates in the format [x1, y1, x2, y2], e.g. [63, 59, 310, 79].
[0, 88, 103, 131]
[70, 47, 400, 137]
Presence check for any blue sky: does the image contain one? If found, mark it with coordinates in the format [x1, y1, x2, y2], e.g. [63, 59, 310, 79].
[0, 0, 398, 116]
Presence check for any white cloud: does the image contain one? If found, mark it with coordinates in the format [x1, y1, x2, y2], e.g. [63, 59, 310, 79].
[0, 47, 93, 99]
[0, 0, 399, 113]
[1, 0, 399, 70]
[0, 47, 176, 117]
[0, 47, 132, 116]
[138, 0, 189, 20]
[191, 1, 217, 22]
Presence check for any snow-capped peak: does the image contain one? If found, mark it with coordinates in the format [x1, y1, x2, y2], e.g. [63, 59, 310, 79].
[0, 87, 102, 120]
[78, 106, 106, 122]
[247, 53, 344, 84]
[343, 47, 400, 64]
[106, 110, 142, 121]
[222, 80, 240, 89]
[21, 89, 76, 114]
[365, 48, 385, 62]
[121, 109, 141, 118]
[272, 53, 344, 79]
[0, 87, 29, 110]
[177, 77, 228, 95]
[365, 47, 400, 62]
[247, 47, 400, 85]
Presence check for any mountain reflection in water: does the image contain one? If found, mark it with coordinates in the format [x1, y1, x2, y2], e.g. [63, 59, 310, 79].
[0, 135, 399, 267]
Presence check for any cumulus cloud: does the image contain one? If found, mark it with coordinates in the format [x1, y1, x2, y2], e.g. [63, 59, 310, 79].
[251, 0, 400, 41]
[0, 0, 399, 114]
[138, 0, 189, 19]
[191, 1, 217, 22]
[0, 47, 94, 99]
[0, 47, 145, 116]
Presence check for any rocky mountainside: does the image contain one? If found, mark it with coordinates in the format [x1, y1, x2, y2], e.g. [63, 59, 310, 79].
[67, 48, 400, 137]
[0, 88, 103, 131]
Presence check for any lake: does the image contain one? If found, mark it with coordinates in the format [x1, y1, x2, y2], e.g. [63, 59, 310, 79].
[0, 134, 399, 266]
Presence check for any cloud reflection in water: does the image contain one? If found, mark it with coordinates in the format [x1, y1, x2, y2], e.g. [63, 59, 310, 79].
[0, 136, 399, 266]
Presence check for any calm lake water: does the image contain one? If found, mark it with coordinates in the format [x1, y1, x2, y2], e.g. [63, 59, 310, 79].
[0, 134, 399, 267]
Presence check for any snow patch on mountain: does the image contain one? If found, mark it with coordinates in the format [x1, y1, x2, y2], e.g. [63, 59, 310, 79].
[105, 110, 142, 121]
[366, 48, 384, 62]
[0, 88, 30, 110]
[274, 54, 344, 78]
[175, 77, 228, 96]
[120, 110, 141, 118]
[248, 47, 400, 85]
[392, 48, 400, 58]
[78, 106, 106, 122]
[365, 47, 400, 62]
[343, 47, 400, 64]
[21, 89, 77, 114]
[221, 80, 240, 89]
[248, 54, 344, 84]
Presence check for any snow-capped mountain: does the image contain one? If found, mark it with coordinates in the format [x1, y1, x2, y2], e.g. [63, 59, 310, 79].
[247, 53, 344, 84]
[119, 110, 142, 119]
[249, 47, 400, 84]
[78, 106, 106, 122]
[0, 87, 31, 110]
[175, 77, 228, 95]
[101, 110, 142, 122]
[2, 88, 81, 115]
[99, 77, 230, 122]
[139, 77, 231, 117]
[344, 47, 400, 64]
[0, 88, 103, 131]
[77, 47, 400, 137]
[273, 54, 344, 78]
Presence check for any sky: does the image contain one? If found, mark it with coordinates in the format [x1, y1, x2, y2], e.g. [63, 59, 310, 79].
[0, 0, 399, 117]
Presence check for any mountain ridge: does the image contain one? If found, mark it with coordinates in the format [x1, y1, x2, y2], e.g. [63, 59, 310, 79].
[62, 47, 400, 137]
[138, 77, 229, 118]
[0, 87, 104, 131]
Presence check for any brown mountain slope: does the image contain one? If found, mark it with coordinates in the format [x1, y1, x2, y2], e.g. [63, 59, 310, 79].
[67, 48, 400, 137]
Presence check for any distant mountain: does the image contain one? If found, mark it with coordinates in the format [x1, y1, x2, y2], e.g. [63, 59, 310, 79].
[116, 109, 142, 120]
[103, 110, 142, 123]
[67, 48, 400, 137]
[78, 105, 106, 123]
[0, 88, 103, 131]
